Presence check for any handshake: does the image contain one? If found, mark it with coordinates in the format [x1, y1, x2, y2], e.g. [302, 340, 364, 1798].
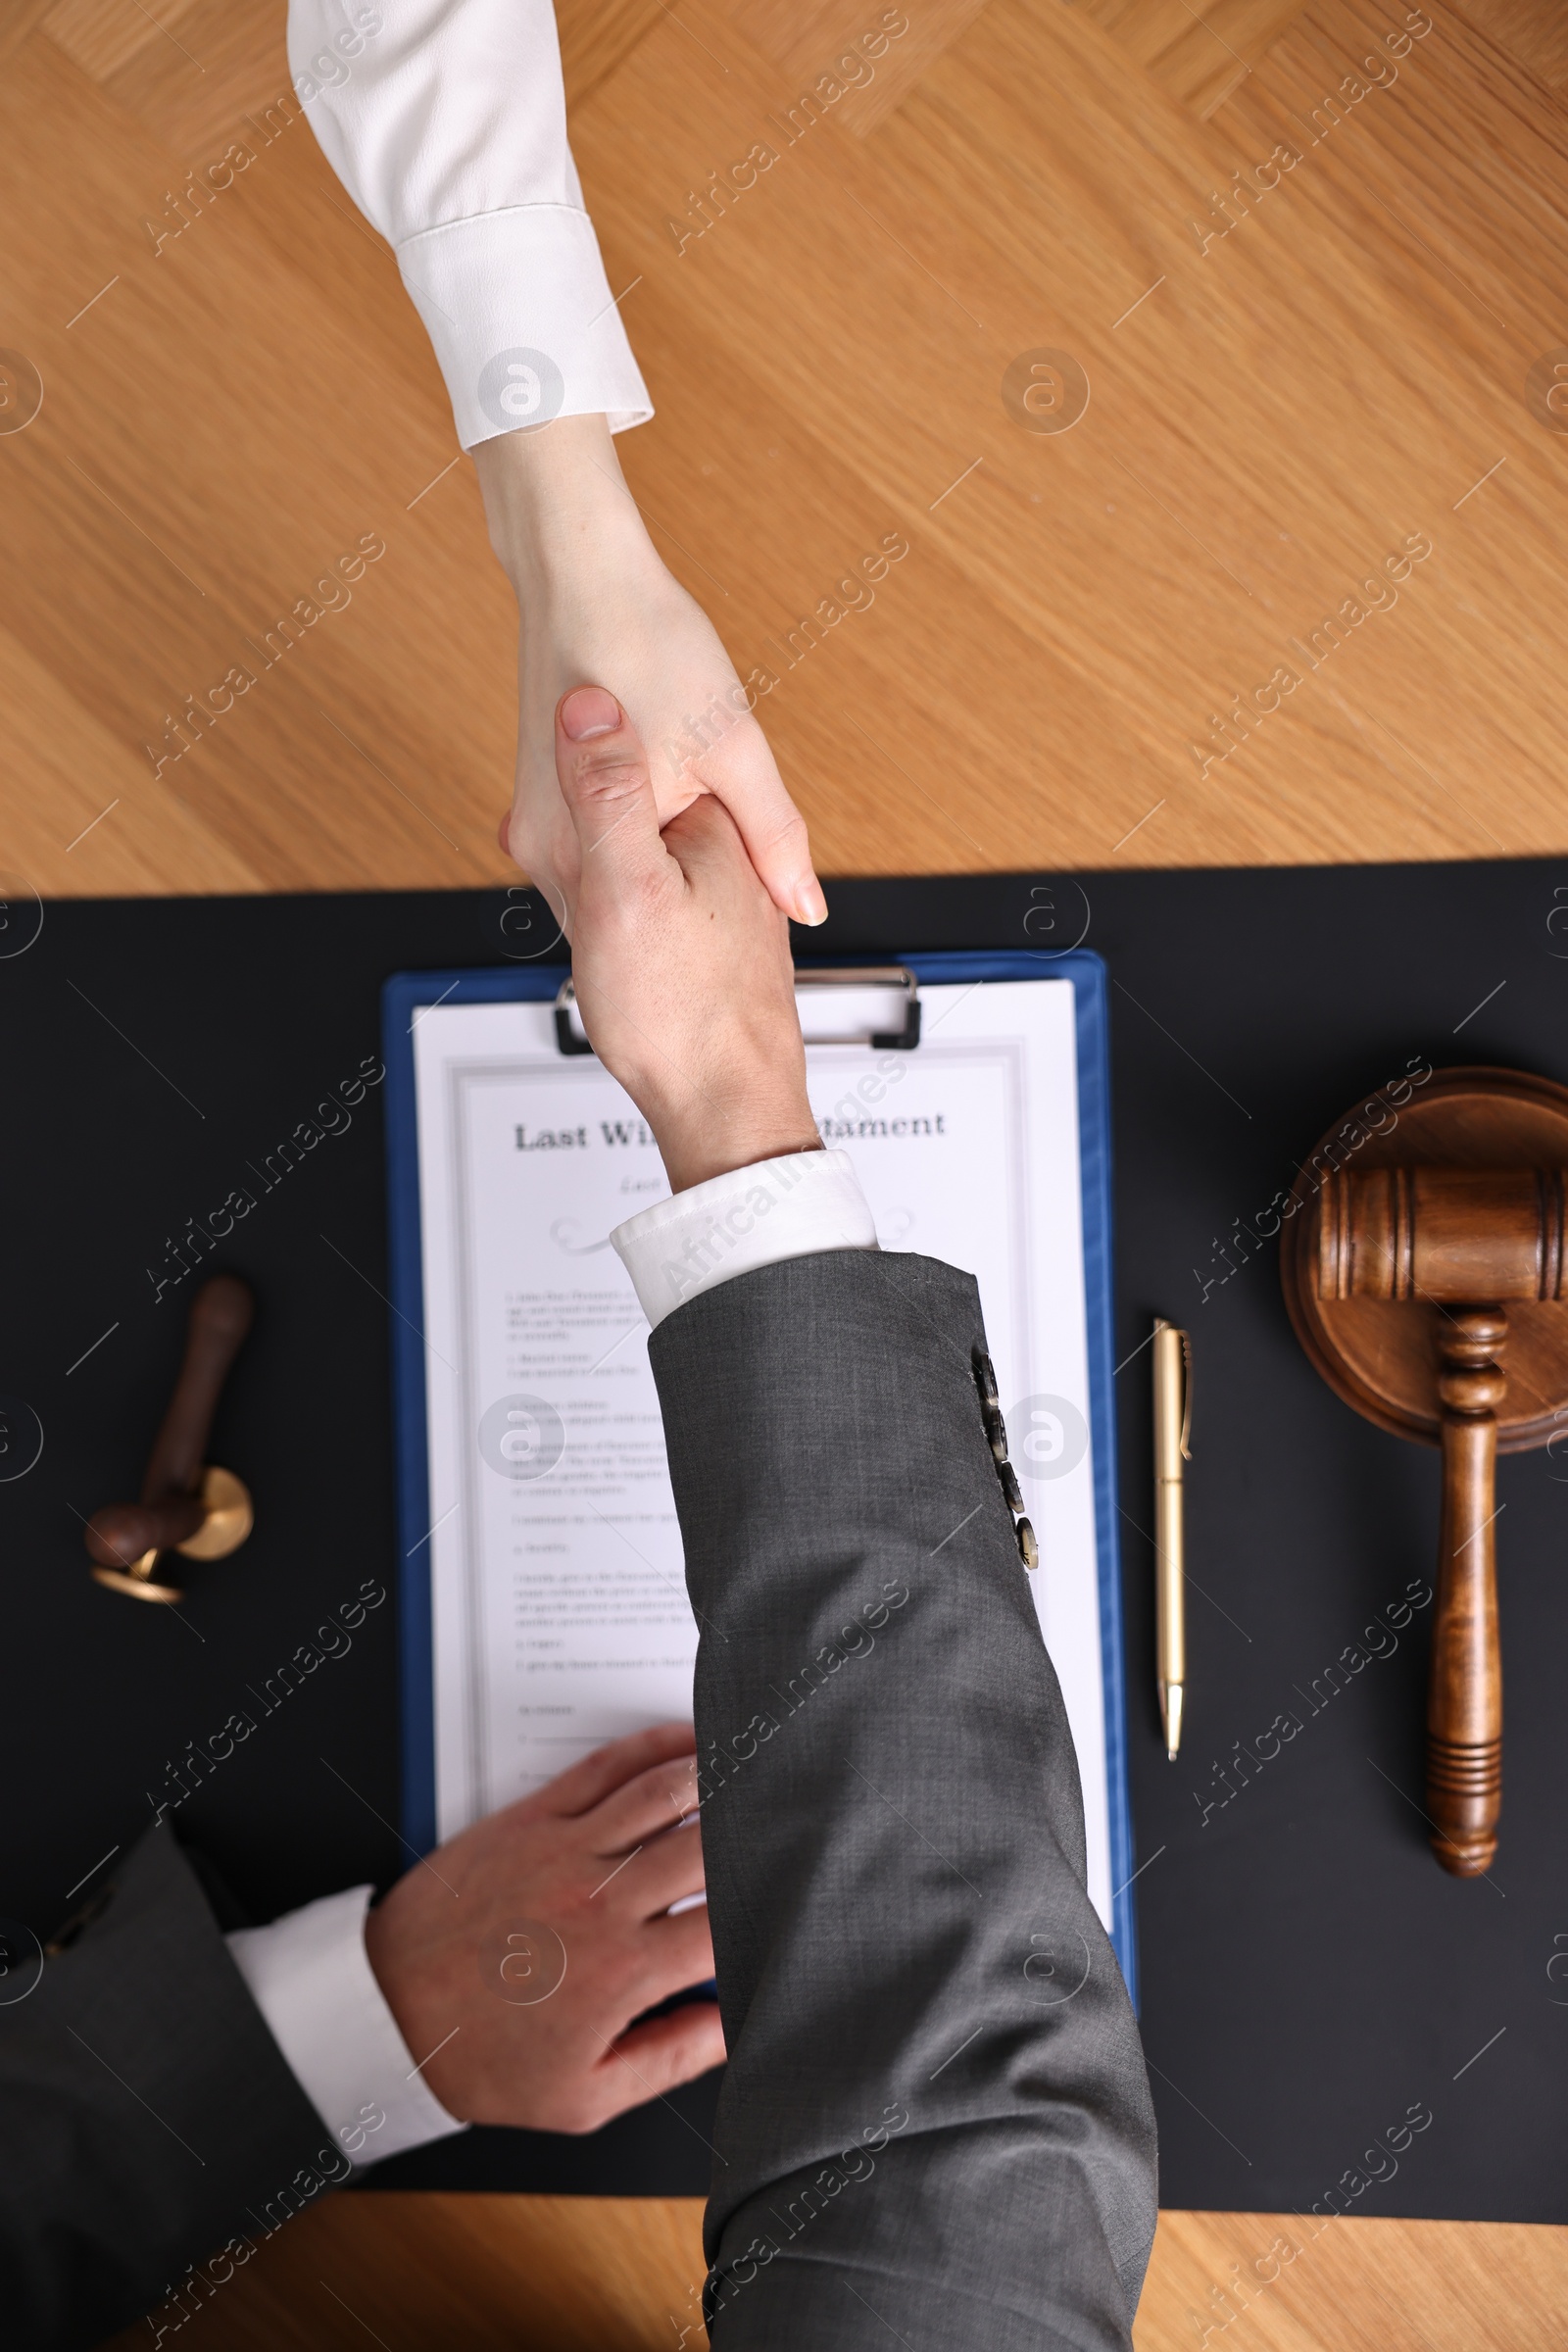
[539, 684, 823, 1193]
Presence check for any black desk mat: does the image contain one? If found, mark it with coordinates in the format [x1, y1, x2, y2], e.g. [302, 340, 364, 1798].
[2, 862, 1565, 2217]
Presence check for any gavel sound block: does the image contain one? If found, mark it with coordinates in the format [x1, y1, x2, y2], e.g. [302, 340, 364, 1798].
[84, 1274, 255, 1602]
[1281, 1067, 1568, 1879]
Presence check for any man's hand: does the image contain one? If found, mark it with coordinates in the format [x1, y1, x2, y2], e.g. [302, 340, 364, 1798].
[363, 1724, 722, 2134]
[474, 416, 825, 934]
[553, 682, 820, 1194]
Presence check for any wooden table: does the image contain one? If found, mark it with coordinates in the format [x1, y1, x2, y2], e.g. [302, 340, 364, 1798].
[3, 0, 1562, 2341]
[102, 2195, 1568, 2348]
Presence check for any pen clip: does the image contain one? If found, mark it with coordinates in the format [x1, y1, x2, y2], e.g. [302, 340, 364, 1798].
[1177, 1329, 1193, 1460]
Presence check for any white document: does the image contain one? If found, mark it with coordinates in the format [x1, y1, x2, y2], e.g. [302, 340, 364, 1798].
[411, 979, 1111, 1930]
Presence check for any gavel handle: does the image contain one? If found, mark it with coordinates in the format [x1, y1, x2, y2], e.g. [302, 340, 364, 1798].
[83, 1275, 254, 1570]
[1427, 1306, 1504, 1877]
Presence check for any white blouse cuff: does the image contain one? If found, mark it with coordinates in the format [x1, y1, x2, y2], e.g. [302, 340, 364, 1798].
[397, 206, 653, 447]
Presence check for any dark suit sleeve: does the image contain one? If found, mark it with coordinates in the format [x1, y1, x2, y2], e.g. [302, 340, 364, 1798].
[0, 1823, 342, 2350]
[650, 1250, 1158, 2351]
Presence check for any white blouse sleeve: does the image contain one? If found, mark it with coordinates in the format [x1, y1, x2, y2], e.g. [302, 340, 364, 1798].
[287, 0, 653, 447]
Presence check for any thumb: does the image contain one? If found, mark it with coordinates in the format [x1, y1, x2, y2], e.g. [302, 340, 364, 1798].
[554, 687, 667, 909]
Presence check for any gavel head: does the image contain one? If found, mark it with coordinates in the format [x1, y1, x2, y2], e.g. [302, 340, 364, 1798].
[1317, 1167, 1568, 1303]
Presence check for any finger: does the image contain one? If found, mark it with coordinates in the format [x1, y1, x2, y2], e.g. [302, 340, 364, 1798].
[700, 713, 825, 927]
[658, 800, 797, 984]
[630, 1898, 717, 1997]
[608, 2000, 727, 2104]
[519, 1725, 697, 1824]
[659, 789, 763, 891]
[577, 1915, 718, 2093]
[599, 1821, 706, 1920]
[586, 1751, 702, 1851]
[554, 687, 670, 908]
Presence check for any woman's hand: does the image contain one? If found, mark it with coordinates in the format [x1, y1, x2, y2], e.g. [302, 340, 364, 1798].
[474, 415, 825, 934]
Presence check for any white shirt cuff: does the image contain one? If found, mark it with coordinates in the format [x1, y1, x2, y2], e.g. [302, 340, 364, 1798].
[612, 1149, 879, 1330]
[226, 1886, 467, 2167]
[397, 207, 653, 447]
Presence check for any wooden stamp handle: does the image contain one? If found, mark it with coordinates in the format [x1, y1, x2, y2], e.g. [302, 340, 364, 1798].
[139, 1274, 254, 1500]
[84, 1276, 254, 1572]
[1427, 1305, 1504, 1876]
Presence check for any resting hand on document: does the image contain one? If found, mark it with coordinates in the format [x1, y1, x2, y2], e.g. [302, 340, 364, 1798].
[550, 680, 822, 1193]
[365, 1725, 723, 2132]
[476, 417, 826, 938]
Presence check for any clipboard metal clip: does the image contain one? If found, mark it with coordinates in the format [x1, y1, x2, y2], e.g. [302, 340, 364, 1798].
[553, 966, 922, 1057]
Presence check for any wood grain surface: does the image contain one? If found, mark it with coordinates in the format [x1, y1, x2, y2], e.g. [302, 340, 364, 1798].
[97, 2190, 1568, 2349]
[5, 0, 1568, 904]
[5, 0, 1562, 2343]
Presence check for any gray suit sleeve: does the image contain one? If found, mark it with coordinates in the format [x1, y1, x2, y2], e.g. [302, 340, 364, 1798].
[650, 1250, 1157, 2351]
[0, 1824, 343, 2350]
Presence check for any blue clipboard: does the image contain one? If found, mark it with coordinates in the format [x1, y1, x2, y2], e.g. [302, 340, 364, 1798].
[381, 948, 1139, 2007]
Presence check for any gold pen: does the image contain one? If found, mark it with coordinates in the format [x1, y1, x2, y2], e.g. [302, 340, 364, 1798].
[1152, 1319, 1192, 1760]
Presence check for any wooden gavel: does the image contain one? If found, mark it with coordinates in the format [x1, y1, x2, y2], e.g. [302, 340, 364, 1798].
[85, 1274, 256, 1602]
[1315, 1165, 1565, 1875]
